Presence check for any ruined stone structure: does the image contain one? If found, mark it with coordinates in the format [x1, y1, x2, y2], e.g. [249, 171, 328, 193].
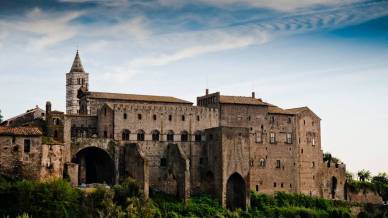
[0, 127, 63, 180]
[0, 51, 353, 209]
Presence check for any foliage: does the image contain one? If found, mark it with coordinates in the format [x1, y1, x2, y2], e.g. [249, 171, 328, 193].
[323, 152, 341, 167]
[251, 191, 351, 218]
[357, 169, 372, 182]
[0, 109, 3, 123]
[2, 175, 388, 218]
[345, 171, 354, 181]
[0, 179, 84, 218]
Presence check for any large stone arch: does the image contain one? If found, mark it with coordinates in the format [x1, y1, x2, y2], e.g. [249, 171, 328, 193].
[73, 146, 115, 185]
[226, 172, 246, 210]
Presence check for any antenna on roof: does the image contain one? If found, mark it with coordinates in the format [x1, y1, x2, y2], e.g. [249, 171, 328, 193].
[205, 75, 209, 95]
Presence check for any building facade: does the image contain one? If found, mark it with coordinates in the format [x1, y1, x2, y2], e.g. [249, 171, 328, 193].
[0, 51, 354, 209]
[61, 51, 347, 209]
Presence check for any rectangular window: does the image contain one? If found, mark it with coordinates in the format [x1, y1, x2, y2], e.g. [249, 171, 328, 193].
[256, 185, 259, 192]
[138, 114, 142, 120]
[256, 132, 262, 143]
[153, 114, 157, 120]
[160, 158, 167, 167]
[181, 115, 185, 121]
[270, 132, 276, 144]
[168, 115, 172, 121]
[276, 160, 281, 169]
[286, 133, 292, 144]
[24, 139, 31, 153]
[312, 137, 316, 146]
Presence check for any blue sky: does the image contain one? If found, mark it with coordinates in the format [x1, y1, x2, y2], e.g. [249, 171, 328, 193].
[1, 0, 388, 175]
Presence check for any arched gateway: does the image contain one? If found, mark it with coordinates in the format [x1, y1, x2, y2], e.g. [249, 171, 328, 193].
[226, 172, 246, 210]
[73, 147, 115, 185]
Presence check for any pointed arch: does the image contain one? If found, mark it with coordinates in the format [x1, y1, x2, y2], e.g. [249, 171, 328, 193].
[226, 172, 246, 210]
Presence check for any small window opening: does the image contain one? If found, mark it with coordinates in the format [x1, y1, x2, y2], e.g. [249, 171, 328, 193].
[123, 113, 127, 119]
[152, 130, 160, 141]
[181, 115, 185, 121]
[138, 114, 142, 120]
[153, 114, 157, 120]
[181, 132, 188, 142]
[160, 158, 167, 167]
[24, 139, 31, 153]
[137, 131, 145, 141]
[276, 160, 281, 169]
[167, 131, 174, 141]
[195, 133, 202, 142]
[168, 115, 172, 121]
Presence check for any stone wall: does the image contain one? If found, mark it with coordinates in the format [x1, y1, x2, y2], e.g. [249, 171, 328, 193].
[123, 143, 149, 199]
[0, 135, 63, 181]
[317, 162, 346, 200]
[295, 109, 325, 197]
[347, 189, 383, 204]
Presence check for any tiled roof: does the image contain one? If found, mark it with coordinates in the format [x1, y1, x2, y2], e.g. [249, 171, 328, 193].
[219, 95, 266, 105]
[286, 107, 309, 114]
[268, 106, 295, 115]
[3, 107, 45, 123]
[88, 91, 193, 104]
[286, 107, 321, 119]
[51, 110, 64, 114]
[0, 127, 42, 136]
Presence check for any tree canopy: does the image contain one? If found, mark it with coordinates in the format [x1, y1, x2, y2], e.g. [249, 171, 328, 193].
[357, 169, 372, 182]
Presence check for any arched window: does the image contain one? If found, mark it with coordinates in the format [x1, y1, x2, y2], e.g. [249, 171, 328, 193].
[181, 131, 188, 142]
[195, 131, 202, 142]
[167, 130, 174, 142]
[137, 130, 145, 141]
[259, 159, 266, 167]
[122, 129, 130, 141]
[152, 130, 160, 141]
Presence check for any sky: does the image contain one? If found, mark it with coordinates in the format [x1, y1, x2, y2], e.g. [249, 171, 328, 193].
[0, 0, 388, 175]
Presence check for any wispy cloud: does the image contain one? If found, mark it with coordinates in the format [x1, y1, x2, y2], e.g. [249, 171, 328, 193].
[0, 8, 83, 50]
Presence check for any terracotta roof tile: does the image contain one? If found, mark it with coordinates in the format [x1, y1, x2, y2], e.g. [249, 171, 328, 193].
[88, 91, 193, 104]
[219, 95, 266, 105]
[0, 127, 42, 136]
[268, 106, 295, 115]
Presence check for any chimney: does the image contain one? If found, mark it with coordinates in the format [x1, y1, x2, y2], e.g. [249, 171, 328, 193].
[206, 89, 209, 95]
[46, 101, 52, 116]
[252, 92, 255, 98]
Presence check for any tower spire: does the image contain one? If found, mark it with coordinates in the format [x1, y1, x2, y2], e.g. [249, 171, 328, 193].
[70, 50, 85, 73]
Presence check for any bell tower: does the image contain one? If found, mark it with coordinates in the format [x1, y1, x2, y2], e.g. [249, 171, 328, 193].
[66, 50, 89, 114]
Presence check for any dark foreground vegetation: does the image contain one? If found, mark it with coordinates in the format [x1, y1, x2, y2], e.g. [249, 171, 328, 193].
[0, 174, 386, 218]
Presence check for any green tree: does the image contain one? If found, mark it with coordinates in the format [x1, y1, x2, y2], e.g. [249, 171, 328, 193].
[372, 172, 388, 184]
[357, 169, 371, 182]
[345, 171, 354, 182]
